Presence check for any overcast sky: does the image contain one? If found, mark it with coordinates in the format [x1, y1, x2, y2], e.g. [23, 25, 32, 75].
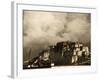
[23, 10, 91, 60]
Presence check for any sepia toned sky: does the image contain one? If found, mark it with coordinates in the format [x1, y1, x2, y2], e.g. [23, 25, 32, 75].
[23, 10, 91, 60]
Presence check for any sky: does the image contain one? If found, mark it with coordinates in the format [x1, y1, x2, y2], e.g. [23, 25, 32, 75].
[23, 10, 91, 61]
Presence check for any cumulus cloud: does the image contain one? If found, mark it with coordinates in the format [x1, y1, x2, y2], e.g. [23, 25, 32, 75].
[23, 10, 90, 60]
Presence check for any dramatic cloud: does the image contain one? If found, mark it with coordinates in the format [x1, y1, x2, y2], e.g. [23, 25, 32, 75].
[23, 10, 90, 61]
